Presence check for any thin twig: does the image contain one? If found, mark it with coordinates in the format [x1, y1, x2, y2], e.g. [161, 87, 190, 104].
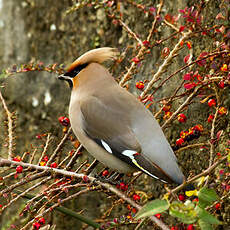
[119, 1, 164, 86]
[38, 133, 52, 164]
[162, 86, 201, 129]
[47, 127, 72, 165]
[170, 155, 228, 194]
[119, 20, 143, 46]
[0, 170, 48, 196]
[176, 143, 208, 153]
[0, 90, 14, 160]
[140, 31, 192, 99]
[21, 187, 99, 230]
[2, 176, 52, 212]
[0, 157, 170, 230]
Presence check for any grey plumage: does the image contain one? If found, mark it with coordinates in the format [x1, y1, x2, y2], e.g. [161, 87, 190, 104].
[58, 48, 185, 184]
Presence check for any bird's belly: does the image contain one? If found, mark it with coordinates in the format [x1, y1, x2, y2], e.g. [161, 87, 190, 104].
[69, 108, 135, 173]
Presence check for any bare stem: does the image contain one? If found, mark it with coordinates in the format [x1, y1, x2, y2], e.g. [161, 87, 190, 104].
[140, 31, 192, 99]
[0, 90, 14, 160]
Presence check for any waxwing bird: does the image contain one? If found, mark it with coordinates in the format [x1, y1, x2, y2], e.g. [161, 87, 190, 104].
[58, 47, 185, 184]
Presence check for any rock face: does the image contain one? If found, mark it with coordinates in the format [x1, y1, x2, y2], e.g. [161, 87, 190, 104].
[0, 0, 229, 229]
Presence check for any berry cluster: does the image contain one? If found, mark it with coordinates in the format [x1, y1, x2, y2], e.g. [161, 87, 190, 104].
[135, 80, 145, 90]
[173, 125, 203, 150]
[32, 218, 45, 229]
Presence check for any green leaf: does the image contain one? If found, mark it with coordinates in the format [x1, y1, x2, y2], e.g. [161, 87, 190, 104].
[169, 201, 197, 224]
[195, 206, 222, 225]
[198, 187, 219, 208]
[198, 219, 213, 230]
[135, 199, 169, 220]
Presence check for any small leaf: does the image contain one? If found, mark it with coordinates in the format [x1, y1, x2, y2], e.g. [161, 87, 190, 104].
[198, 187, 219, 208]
[169, 201, 197, 224]
[183, 73, 192, 81]
[198, 219, 213, 230]
[184, 82, 196, 90]
[135, 199, 169, 220]
[195, 206, 222, 225]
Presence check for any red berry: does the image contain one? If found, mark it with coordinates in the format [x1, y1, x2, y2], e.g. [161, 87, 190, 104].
[162, 104, 171, 112]
[58, 116, 70, 126]
[218, 107, 228, 115]
[0, 204, 2, 208]
[193, 124, 203, 132]
[50, 162, 57, 168]
[177, 113, 187, 123]
[187, 224, 194, 230]
[132, 208, 137, 213]
[39, 217, 45, 225]
[133, 194, 141, 201]
[155, 213, 161, 219]
[208, 99, 216, 107]
[207, 114, 214, 123]
[192, 198, 199, 203]
[13, 156, 22, 162]
[163, 111, 172, 120]
[218, 80, 225, 89]
[136, 81, 145, 90]
[82, 175, 89, 183]
[43, 156, 49, 162]
[215, 203, 221, 210]
[176, 138, 185, 146]
[16, 165, 23, 173]
[178, 194, 185, 201]
[179, 26, 185, 32]
[180, 130, 189, 138]
[119, 182, 128, 191]
[186, 41, 192, 49]
[171, 227, 179, 230]
[132, 57, 140, 64]
[142, 40, 150, 47]
[33, 222, 41, 229]
[36, 135, 42, 139]
[102, 170, 109, 177]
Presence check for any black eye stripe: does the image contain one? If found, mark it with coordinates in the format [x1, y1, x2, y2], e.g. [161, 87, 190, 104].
[64, 63, 88, 78]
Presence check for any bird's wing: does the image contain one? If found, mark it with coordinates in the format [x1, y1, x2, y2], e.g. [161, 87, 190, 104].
[80, 96, 173, 183]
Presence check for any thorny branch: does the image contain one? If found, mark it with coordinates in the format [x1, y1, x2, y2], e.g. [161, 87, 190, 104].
[0, 89, 14, 160]
[0, 157, 170, 230]
[0, 1, 229, 229]
[119, 0, 164, 87]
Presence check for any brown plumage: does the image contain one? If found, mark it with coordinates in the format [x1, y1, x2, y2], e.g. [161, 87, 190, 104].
[67, 47, 118, 72]
[58, 47, 185, 184]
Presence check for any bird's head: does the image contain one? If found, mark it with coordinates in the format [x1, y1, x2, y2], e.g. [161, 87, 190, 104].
[58, 47, 118, 89]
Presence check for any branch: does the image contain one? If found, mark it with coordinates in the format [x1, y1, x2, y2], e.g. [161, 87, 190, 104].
[162, 86, 201, 129]
[0, 89, 14, 160]
[118, 20, 143, 46]
[140, 31, 192, 99]
[170, 155, 228, 194]
[119, 1, 164, 87]
[0, 157, 170, 230]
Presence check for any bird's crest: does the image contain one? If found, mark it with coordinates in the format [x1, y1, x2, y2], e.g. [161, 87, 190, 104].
[67, 47, 118, 72]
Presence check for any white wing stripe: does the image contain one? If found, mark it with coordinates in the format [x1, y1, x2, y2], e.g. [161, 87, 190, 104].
[101, 140, 113, 154]
[122, 149, 167, 183]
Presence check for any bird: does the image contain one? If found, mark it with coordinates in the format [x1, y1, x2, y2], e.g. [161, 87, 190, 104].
[58, 47, 185, 184]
